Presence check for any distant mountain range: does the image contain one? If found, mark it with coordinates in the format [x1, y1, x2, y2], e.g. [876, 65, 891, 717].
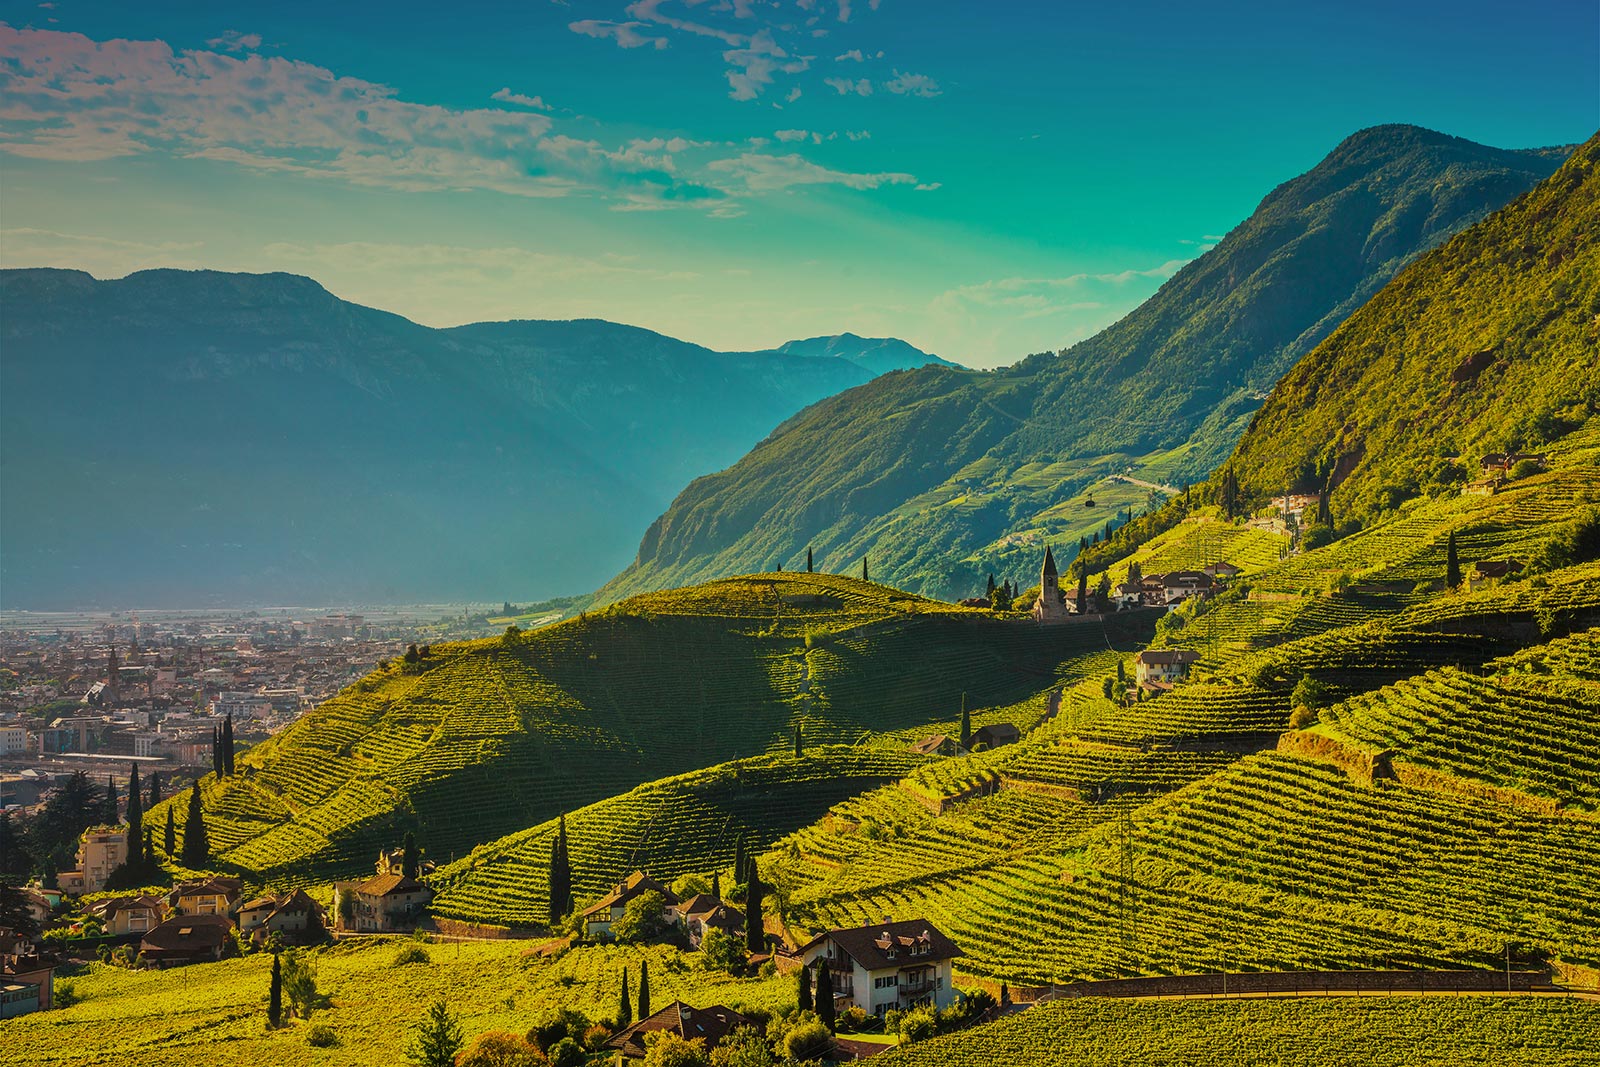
[0, 269, 946, 608]
[597, 125, 1573, 604]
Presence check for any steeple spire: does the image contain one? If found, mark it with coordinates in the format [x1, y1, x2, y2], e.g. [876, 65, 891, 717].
[1042, 545, 1058, 579]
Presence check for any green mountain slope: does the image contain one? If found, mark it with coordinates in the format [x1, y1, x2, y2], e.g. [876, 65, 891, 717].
[598, 126, 1570, 603]
[0, 270, 943, 607]
[1224, 132, 1600, 521]
[149, 573, 1152, 889]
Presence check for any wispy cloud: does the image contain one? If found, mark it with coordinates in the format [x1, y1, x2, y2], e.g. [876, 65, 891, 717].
[708, 152, 916, 193]
[492, 87, 553, 110]
[933, 261, 1190, 321]
[884, 70, 941, 97]
[205, 30, 261, 53]
[569, 20, 668, 50]
[824, 77, 872, 96]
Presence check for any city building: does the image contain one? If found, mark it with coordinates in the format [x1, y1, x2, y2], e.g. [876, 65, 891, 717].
[57, 826, 127, 896]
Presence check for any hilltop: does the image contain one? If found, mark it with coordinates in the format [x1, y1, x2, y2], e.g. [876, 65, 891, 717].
[0, 270, 943, 608]
[598, 125, 1570, 604]
[147, 572, 1153, 889]
[1224, 132, 1600, 522]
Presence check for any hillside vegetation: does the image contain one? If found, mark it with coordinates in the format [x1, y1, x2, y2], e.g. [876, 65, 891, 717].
[1226, 131, 1600, 521]
[149, 573, 1151, 890]
[598, 126, 1569, 603]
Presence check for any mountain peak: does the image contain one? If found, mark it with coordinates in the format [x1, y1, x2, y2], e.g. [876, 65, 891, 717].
[776, 333, 956, 374]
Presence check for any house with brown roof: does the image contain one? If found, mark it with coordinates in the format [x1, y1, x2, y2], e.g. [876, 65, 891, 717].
[86, 894, 167, 936]
[581, 871, 678, 940]
[139, 913, 233, 967]
[334, 872, 433, 934]
[908, 735, 956, 757]
[677, 894, 744, 948]
[0, 941, 54, 1016]
[168, 876, 243, 918]
[1134, 649, 1200, 690]
[1159, 571, 1213, 605]
[793, 918, 964, 1017]
[970, 723, 1020, 750]
[1203, 561, 1243, 580]
[237, 889, 325, 946]
[606, 1001, 751, 1060]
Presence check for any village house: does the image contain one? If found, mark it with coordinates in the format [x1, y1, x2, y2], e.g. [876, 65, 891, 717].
[139, 913, 234, 967]
[237, 889, 324, 946]
[57, 826, 127, 896]
[908, 735, 957, 757]
[1134, 649, 1201, 692]
[169, 876, 243, 917]
[335, 872, 434, 934]
[375, 846, 437, 879]
[676, 894, 744, 948]
[1203, 561, 1243, 581]
[87, 894, 166, 936]
[793, 918, 964, 1017]
[581, 871, 678, 940]
[1472, 558, 1525, 590]
[1462, 477, 1503, 497]
[970, 723, 1020, 750]
[0, 938, 54, 1018]
[1160, 571, 1213, 605]
[607, 1002, 751, 1060]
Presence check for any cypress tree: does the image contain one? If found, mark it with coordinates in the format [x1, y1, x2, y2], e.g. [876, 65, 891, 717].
[745, 863, 764, 954]
[986, 574, 996, 598]
[104, 775, 118, 824]
[148, 771, 161, 807]
[1077, 569, 1089, 612]
[181, 786, 209, 869]
[861, 557, 869, 582]
[710, 871, 720, 901]
[1000, 980, 1010, 1006]
[959, 693, 971, 752]
[164, 807, 176, 857]
[126, 763, 144, 867]
[806, 548, 813, 573]
[401, 830, 419, 880]
[548, 814, 571, 925]
[268, 952, 283, 1027]
[815, 960, 836, 1031]
[797, 959, 813, 1011]
[618, 967, 632, 1026]
[793, 723, 803, 757]
[1446, 530, 1462, 589]
[637, 960, 651, 1021]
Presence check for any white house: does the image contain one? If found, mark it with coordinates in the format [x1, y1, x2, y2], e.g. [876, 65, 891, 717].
[793, 918, 964, 1016]
[1133, 649, 1201, 691]
[580, 871, 678, 940]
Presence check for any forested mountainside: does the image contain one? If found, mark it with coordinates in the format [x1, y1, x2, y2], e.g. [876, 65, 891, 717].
[1223, 130, 1600, 521]
[598, 125, 1570, 604]
[0, 270, 942, 607]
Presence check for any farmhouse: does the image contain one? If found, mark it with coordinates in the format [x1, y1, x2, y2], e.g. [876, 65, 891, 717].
[676, 894, 744, 948]
[1203, 561, 1243, 581]
[0, 940, 54, 1017]
[582, 871, 678, 940]
[1134, 649, 1201, 691]
[139, 914, 233, 967]
[909, 735, 957, 756]
[169, 876, 243, 917]
[86, 894, 166, 936]
[237, 889, 324, 946]
[607, 1002, 751, 1060]
[793, 918, 964, 1016]
[335, 872, 434, 934]
[971, 723, 1020, 750]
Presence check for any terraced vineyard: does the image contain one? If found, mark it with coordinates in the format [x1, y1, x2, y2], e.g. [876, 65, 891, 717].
[149, 574, 1138, 891]
[874, 997, 1600, 1067]
[429, 746, 926, 926]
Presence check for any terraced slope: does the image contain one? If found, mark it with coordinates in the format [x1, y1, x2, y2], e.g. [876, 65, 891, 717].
[150, 574, 1152, 889]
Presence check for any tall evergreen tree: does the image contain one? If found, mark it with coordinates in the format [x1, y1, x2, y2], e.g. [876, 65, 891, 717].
[401, 830, 419, 880]
[797, 960, 813, 1011]
[268, 952, 283, 1027]
[1000, 981, 1010, 1006]
[793, 724, 803, 757]
[125, 763, 144, 867]
[637, 960, 651, 1021]
[710, 871, 720, 901]
[148, 771, 161, 807]
[548, 814, 571, 925]
[745, 863, 764, 954]
[181, 786, 209, 869]
[164, 807, 176, 857]
[103, 775, 118, 825]
[806, 548, 814, 573]
[861, 557, 869, 582]
[1446, 530, 1462, 589]
[1219, 467, 1240, 519]
[1077, 569, 1089, 613]
[959, 693, 971, 752]
[815, 960, 836, 1031]
[0, 813, 34, 880]
[618, 968, 632, 1026]
[986, 574, 996, 598]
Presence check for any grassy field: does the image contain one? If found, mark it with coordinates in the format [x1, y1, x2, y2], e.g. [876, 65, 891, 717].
[873, 996, 1600, 1066]
[0, 938, 794, 1067]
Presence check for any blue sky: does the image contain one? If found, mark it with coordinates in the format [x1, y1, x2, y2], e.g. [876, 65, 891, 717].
[1, 0, 1594, 366]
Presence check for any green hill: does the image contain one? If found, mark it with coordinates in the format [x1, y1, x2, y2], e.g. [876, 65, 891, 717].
[149, 573, 1153, 890]
[597, 126, 1570, 604]
[1224, 131, 1600, 522]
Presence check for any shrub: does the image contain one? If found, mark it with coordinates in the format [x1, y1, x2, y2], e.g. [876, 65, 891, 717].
[457, 1030, 542, 1067]
[1509, 458, 1543, 480]
[547, 1037, 585, 1067]
[700, 928, 746, 973]
[1292, 676, 1330, 711]
[644, 1031, 712, 1067]
[612, 890, 668, 943]
[898, 1008, 938, 1044]
[784, 1021, 835, 1061]
[306, 1024, 338, 1048]
[1288, 706, 1318, 729]
[393, 944, 430, 966]
[529, 1008, 588, 1052]
[709, 1024, 775, 1067]
[1302, 524, 1335, 551]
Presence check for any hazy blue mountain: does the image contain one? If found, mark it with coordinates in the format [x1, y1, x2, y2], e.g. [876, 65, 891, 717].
[598, 126, 1571, 604]
[0, 269, 934, 608]
[776, 333, 955, 375]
